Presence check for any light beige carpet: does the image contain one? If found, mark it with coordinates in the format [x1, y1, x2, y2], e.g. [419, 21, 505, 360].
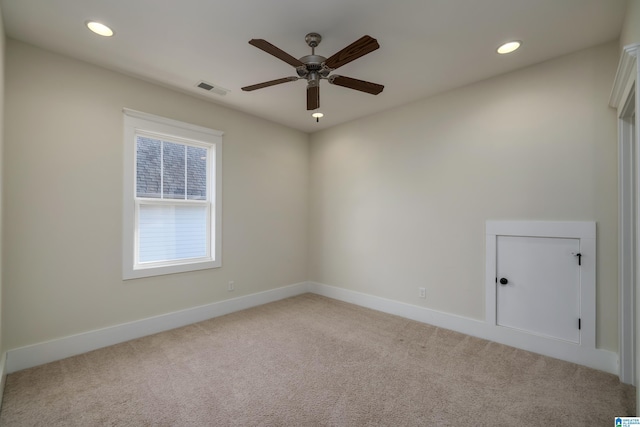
[0, 293, 634, 426]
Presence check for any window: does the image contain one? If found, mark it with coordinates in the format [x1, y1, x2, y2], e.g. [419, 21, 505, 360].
[123, 109, 222, 279]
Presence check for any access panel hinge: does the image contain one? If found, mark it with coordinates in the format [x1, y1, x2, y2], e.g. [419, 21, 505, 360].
[571, 252, 582, 266]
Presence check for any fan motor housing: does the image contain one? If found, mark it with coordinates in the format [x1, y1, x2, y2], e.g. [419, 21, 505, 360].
[297, 54, 327, 77]
[300, 55, 326, 68]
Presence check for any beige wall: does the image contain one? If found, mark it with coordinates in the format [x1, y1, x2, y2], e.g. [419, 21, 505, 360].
[1, 37, 624, 355]
[620, 0, 640, 48]
[3, 40, 309, 349]
[309, 42, 620, 352]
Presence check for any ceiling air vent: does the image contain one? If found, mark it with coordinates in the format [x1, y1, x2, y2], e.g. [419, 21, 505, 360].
[195, 81, 229, 96]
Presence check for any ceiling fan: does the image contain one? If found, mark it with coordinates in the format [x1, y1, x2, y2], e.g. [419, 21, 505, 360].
[241, 33, 384, 111]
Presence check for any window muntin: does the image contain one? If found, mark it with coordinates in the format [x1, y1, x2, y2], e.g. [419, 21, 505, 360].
[123, 109, 222, 279]
[136, 135, 209, 201]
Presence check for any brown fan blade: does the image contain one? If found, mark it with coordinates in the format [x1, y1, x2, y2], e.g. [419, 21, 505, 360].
[249, 39, 305, 67]
[307, 84, 320, 110]
[324, 35, 380, 70]
[241, 77, 298, 92]
[329, 75, 384, 95]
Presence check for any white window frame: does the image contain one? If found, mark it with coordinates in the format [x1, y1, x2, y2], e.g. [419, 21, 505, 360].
[123, 108, 223, 280]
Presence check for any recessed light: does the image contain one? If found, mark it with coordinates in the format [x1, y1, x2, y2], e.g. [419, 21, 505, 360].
[497, 41, 521, 55]
[312, 112, 324, 122]
[86, 21, 114, 37]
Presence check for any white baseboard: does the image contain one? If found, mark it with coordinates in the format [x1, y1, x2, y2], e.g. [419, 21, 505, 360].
[6, 282, 310, 373]
[6, 280, 618, 376]
[308, 282, 618, 375]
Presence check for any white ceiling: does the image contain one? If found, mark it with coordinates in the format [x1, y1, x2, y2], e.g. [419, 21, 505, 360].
[0, 0, 628, 133]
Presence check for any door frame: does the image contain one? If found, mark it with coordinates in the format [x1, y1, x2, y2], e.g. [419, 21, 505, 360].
[610, 43, 639, 385]
[485, 221, 596, 350]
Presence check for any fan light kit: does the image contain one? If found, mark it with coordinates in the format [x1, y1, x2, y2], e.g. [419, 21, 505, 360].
[242, 32, 384, 111]
[497, 41, 521, 54]
[86, 21, 114, 37]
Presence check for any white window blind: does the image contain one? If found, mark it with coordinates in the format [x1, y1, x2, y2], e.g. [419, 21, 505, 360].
[137, 203, 209, 264]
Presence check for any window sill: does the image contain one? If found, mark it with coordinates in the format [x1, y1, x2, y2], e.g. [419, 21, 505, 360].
[123, 259, 221, 280]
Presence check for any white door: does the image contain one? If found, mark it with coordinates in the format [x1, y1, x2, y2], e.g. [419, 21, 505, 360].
[496, 235, 581, 343]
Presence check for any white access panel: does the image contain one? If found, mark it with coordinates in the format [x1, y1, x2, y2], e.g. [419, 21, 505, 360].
[496, 235, 581, 343]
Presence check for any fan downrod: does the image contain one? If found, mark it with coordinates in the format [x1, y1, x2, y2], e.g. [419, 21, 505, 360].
[297, 33, 327, 78]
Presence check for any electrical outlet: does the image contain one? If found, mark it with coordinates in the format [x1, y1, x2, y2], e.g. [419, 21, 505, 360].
[228, 281, 235, 292]
[419, 287, 426, 299]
